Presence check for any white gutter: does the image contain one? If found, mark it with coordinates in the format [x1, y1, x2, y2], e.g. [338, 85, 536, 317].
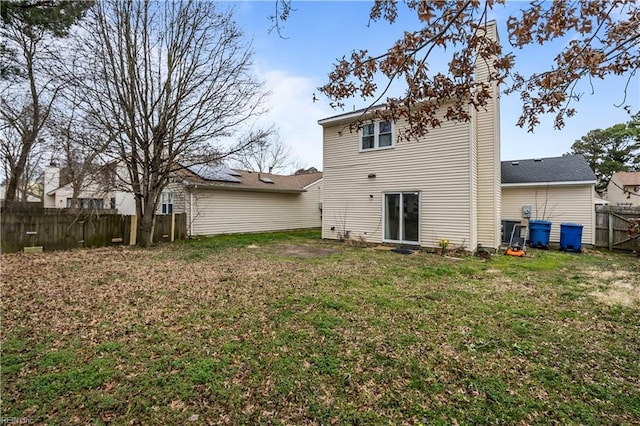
[501, 181, 596, 188]
[183, 183, 304, 194]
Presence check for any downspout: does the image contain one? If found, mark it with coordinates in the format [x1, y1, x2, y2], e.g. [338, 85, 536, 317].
[469, 102, 476, 253]
[189, 187, 194, 238]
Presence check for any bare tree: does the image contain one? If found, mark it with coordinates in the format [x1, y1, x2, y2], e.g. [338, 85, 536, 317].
[0, 21, 53, 203]
[0, 121, 46, 202]
[47, 86, 113, 212]
[231, 127, 294, 174]
[0, 0, 90, 202]
[74, 0, 268, 247]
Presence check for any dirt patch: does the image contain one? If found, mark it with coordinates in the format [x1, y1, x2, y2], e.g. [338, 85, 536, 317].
[585, 268, 640, 308]
[276, 244, 341, 259]
[591, 281, 640, 308]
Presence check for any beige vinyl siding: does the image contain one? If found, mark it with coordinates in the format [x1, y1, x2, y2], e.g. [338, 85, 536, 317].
[114, 190, 136, 215]
[187, 180, 322, 236]
[303, 179, 324, 227]
[156, 181, 186, 215]
[475, 22, 501, 249]
[501, 184, 595, 245]
[606, 176, 640, 207]
[605, 178, 627, 205]
[321, 21, 500, 250]
[322, 114, 476, 250]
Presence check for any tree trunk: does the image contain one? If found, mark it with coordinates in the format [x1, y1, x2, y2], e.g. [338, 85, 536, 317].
[5, 36, 41, 203]
[4, 165, 22, 202]
[4, 133, 36, 202]
[137, 197, 157, 247]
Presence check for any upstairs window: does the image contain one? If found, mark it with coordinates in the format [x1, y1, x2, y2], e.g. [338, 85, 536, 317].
[360, 121, 394, 151]
[160, 191, 173, 214]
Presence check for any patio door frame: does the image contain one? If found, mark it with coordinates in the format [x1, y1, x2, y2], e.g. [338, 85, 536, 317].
[382, 191, 421, 244]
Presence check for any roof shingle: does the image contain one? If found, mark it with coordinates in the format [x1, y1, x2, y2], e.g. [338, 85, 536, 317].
[611, 171, 640, 186]
[177, 166, 323, 193]
[501, 155, 596, 184]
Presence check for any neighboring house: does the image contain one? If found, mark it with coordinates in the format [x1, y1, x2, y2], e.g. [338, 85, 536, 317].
[605, 171, 640, 207]
[594, 190, 609, 206]
[166, 165, 323, 236]
[0, 183, 42, 203]
[318, 22, 501, 251]
[43, 164, 135, 213]
[42, 162, 323, 237]
[501, 155, 597, 246]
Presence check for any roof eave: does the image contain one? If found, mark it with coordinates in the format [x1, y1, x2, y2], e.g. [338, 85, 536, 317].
[302, 177, 323, 190]
[502, 180, 596, 187]
[318, 106, 387, 126]
[318, 97, 463, 126]
[46, 184, 69, 195]
[184, 182, 304, 194]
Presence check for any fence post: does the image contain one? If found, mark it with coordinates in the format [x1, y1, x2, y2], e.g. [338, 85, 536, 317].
[171, 213, 175, 242]
[130, 215, 137, 246]
[608, 211, 614, 251]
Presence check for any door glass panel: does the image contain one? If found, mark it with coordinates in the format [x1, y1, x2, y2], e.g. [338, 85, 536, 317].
[385, 194, 400, 241]
[403, 193, 419, 242]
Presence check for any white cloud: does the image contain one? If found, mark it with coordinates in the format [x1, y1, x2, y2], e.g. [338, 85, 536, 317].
[252, 69, 334, 172]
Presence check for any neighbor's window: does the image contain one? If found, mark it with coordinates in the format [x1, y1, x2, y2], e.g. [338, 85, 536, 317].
[160, 191, 173, 214]
[66, 198, 104, 210]
[361, 121, 394, 151]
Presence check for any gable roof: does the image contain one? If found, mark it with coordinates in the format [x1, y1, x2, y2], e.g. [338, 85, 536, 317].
[178, 166, 323, 193]
[501, 155, 596, 185]
[610, 171, 640, 186]
[594, 190, 609, 205]
[318, 104, 386, 126]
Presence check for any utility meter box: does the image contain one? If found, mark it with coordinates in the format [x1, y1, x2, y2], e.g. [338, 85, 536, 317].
[522, 205, 532, 218]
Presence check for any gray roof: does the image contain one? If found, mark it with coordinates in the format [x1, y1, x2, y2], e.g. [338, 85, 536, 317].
[185, 165, 241, 183]
[501, 155, 596, 184]
[177, 166, 323, 193]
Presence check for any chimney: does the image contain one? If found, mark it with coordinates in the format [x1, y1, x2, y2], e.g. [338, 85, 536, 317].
[43, 165, 60, 208]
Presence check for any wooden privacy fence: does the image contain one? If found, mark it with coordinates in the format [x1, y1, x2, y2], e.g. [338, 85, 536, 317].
[595, 206, 640, 252]
[0, 207, 186, 253]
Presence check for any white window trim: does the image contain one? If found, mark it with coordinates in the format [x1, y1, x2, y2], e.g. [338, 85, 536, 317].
[359, 120, 395, 152]
[382, 191, 421, 244]
[160, 191, 174, 215]
[66, 197, 104, 209]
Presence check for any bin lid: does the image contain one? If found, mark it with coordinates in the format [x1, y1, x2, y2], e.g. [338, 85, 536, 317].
[561, 223, 583, 227]
[529, 220, 552, 225]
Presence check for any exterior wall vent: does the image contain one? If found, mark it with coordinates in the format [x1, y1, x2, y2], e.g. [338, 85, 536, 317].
[511, 161, 519, 165]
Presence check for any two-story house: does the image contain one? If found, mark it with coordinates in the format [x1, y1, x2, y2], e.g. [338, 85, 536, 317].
[318, 22, 501, 252]
[43, 163, 136, 214]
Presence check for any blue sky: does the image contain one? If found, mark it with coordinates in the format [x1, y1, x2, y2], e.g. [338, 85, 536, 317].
[224, 1, 639, 170]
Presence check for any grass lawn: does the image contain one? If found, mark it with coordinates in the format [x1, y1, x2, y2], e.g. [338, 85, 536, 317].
[1, 230, 639, 425]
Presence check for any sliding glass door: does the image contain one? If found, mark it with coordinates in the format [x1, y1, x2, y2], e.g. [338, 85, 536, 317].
[384, 192, 420, 244]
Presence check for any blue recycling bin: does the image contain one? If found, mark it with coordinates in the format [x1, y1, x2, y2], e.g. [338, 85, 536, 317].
[529, 220, 552, 249]
[560, 223, 583, 252]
